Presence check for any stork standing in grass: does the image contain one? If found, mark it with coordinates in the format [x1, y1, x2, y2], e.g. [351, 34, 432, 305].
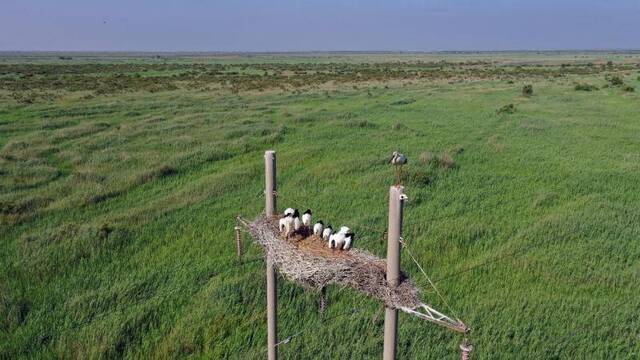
[390, 151, 408, 185]
[322, 225, 333, 241]
[313, 221, 324, 236]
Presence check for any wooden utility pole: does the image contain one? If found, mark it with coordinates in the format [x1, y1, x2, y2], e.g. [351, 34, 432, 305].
[265, 150, 278, 360]
[383, 185, 405, 360]
[265, 150, 277, 217]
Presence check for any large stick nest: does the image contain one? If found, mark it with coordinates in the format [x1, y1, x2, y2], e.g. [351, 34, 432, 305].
[240, 215, 422, 309]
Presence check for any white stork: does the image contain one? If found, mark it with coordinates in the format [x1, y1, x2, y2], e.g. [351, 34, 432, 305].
[279, 214, 290, 232]
[322, 225, 333, 241]
[342, 232, 354, 250]
[302, 209, 312, 229]
[313, 221, 324, 236]
[329, 232, 346, 249]
[390, 151, 408, 185]
[292, 209, 302, 232]
[338, 226, 350, 235]
[279, 214, 294, 238]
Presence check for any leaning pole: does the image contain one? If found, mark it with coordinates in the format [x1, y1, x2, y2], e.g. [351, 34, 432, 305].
[264, 150, 278, 360]
[383, 185, 405, 360]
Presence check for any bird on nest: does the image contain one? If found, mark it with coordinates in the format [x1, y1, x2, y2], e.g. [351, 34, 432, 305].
[313, 221, 324, 236]
[279, 213, 294, 238]
[329, 226, 354, 250]
[292, 209, 302, 232]
[302, 209, 312, 230]
[322, 225, 333, 240]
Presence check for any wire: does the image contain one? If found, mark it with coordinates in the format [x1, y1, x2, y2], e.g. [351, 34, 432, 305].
[399, 237, 461, 322]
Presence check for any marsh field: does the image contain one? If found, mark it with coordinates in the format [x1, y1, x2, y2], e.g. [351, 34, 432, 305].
[1, 51, 639, 359]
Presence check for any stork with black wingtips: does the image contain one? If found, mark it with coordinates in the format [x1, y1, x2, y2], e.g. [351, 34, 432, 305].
[390, 151, 408, 185]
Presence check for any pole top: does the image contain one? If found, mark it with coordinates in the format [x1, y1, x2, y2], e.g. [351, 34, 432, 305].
[390, 185, 405, 197]
[265, 150, 276, 155]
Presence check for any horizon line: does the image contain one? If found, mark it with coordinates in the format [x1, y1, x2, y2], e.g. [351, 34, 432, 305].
[1, 49, 640, 55]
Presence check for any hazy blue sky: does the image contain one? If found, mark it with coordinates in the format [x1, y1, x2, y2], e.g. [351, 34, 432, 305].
[1, 0, 638, 52]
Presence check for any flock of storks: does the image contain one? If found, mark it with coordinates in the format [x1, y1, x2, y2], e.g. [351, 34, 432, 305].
[276, 151, 408, 252]
[278, 207, 355, 250]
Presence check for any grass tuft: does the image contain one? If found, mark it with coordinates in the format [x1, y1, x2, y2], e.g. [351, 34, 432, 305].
[390, 98, 416, 105]
[574, 83, 599, 91]
[497, 103, 516, 114]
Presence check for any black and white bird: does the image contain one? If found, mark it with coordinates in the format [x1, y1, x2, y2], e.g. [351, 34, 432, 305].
[343, 232, 355, 250]
[313, 221, 324, 236]
[284, 208, 295, 217]
[390, 151, 408, 185]
[279, 214, 294, 238]
[338, 226, 351, 235]
[329, 231, 346, 249]
[322, 225, 333, 241]
[302, 209, 312, 229]
[279, 213, 291, 232]
[292, 209, 302, 232]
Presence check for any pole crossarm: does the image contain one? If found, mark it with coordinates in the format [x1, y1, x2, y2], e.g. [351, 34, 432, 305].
[399, 304, 468, 333]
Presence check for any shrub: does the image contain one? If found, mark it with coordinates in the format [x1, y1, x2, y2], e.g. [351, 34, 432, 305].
[346, 120, 377, 129]
[392, 123, 407, 131]
[574, 83, 599, 91]
[522, 84, 533, 96]
[497, 103, 516, 114]
[418, 152, 456, 169]
[439, 152, 455, 169]
[98, 223, 113, 240]
[608, 75, 624, 86]
[419, 152, 434, 165]
[408, 168, 432, 186]
[157, 165, 177, 177]
[390, 98, 416, 106]
[623, 86, 635, 92]
[136, 165, 177, 184]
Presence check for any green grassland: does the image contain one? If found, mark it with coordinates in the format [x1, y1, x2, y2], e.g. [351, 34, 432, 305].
[1, 52, 639, 359]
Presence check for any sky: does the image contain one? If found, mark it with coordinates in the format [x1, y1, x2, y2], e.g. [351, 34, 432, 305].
[1, 0, 639, 52]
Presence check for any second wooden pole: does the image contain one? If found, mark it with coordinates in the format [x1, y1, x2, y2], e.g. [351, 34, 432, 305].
[265, 150, 278, 360]
[383, 185, 405, 360]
